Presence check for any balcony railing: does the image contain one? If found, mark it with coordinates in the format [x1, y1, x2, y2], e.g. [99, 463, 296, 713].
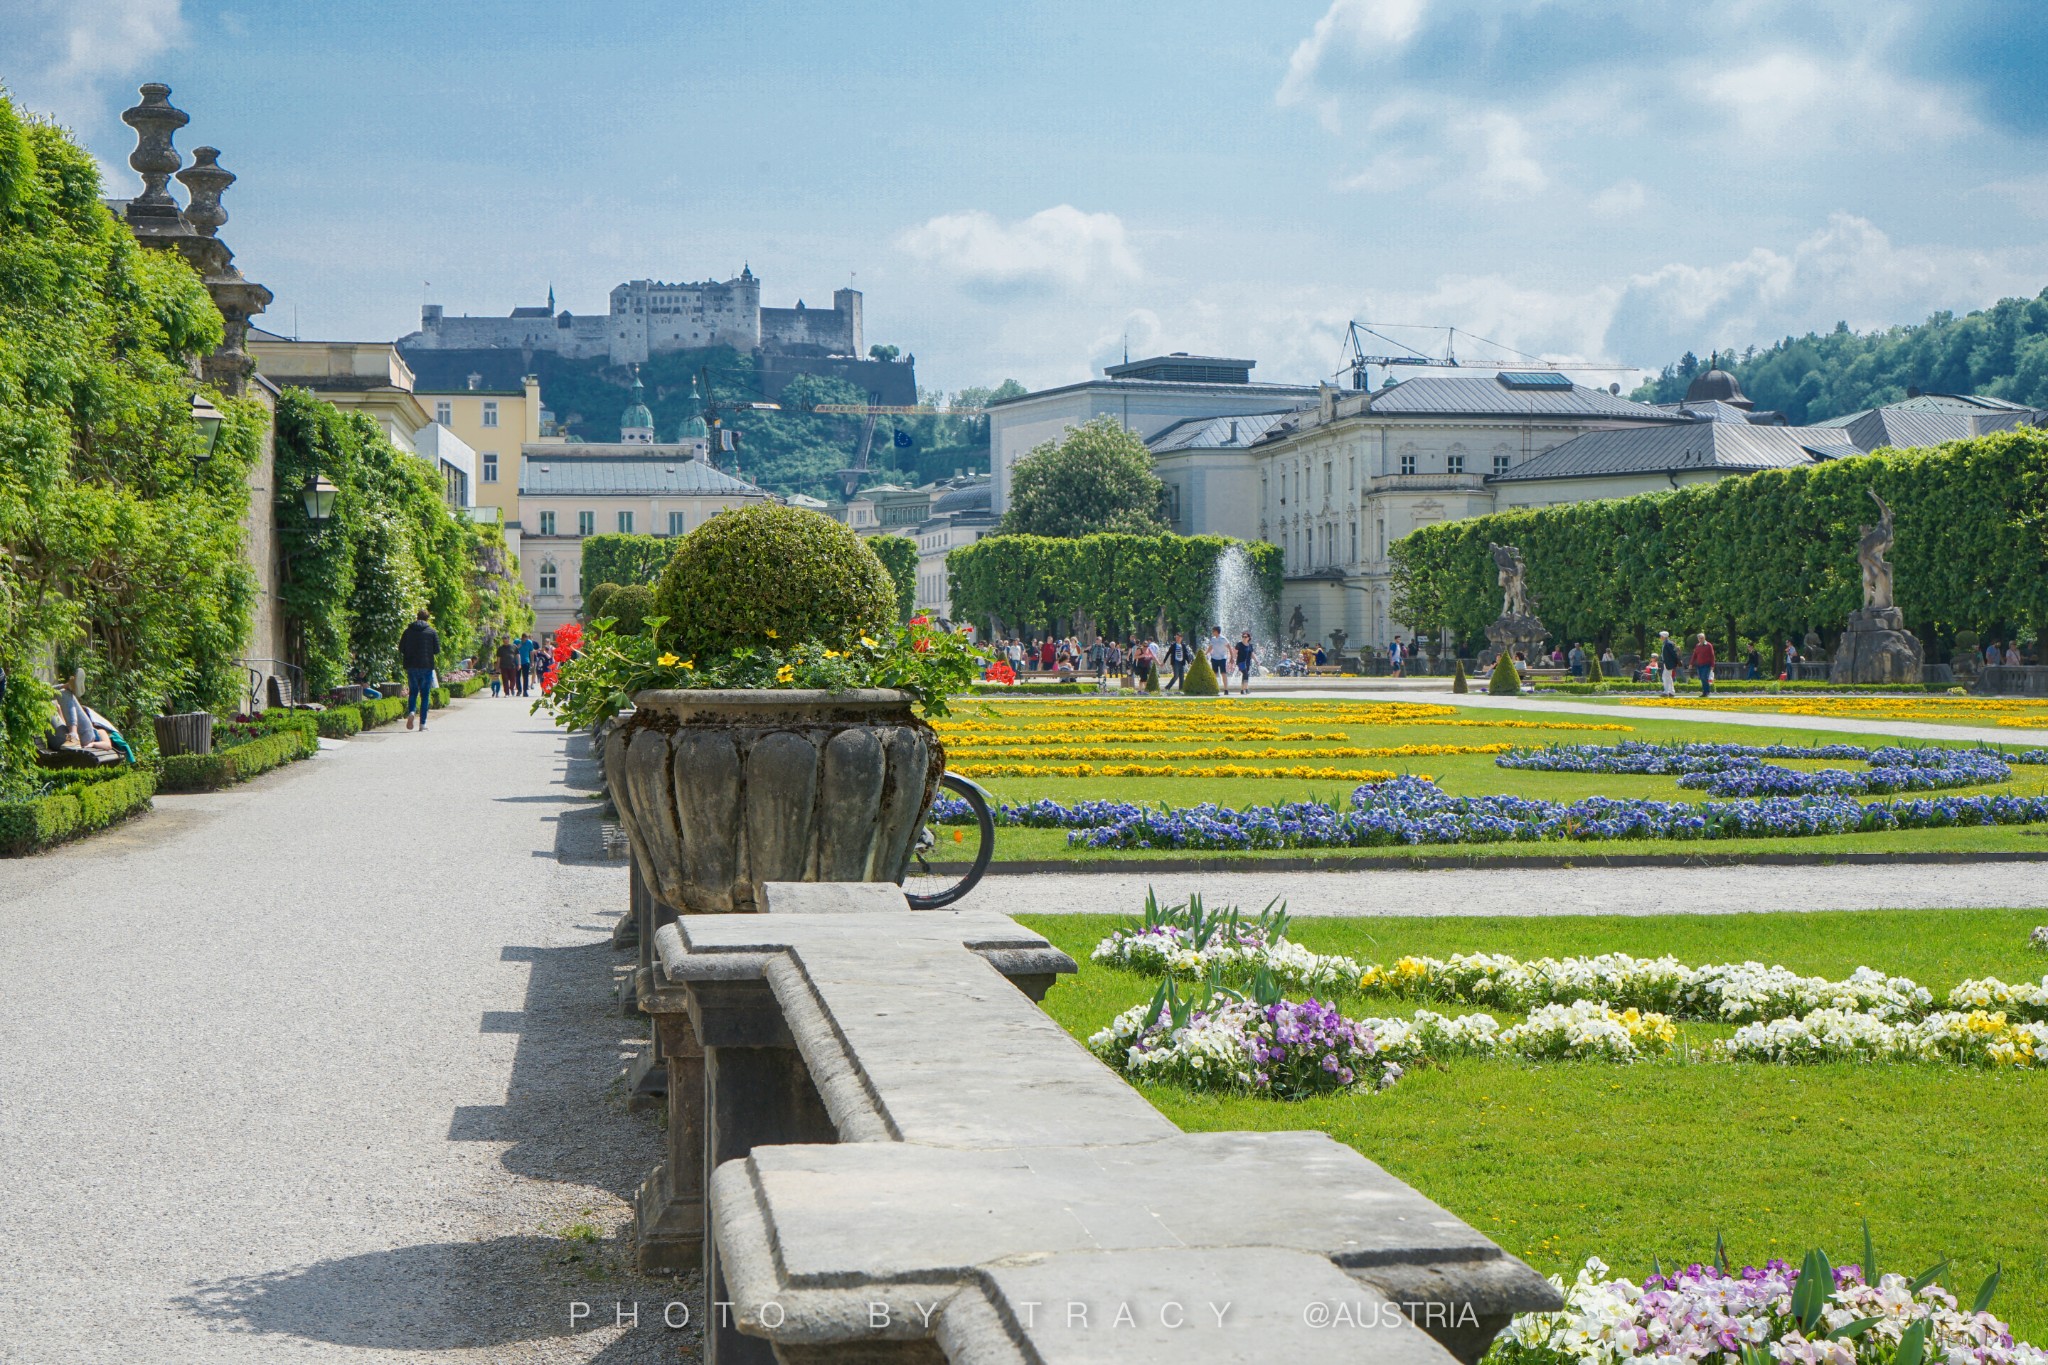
[1368, 473, 1493, 494]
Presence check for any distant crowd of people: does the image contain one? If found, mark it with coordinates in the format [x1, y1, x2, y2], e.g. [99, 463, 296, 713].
[989, 627, 1261, 694]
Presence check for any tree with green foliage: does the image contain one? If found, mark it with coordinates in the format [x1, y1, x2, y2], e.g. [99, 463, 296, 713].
[0, 91, 263, 772]
[580, 533, 671, 590]
[868, 534, 919, 621]
[1630, 288, 2048, 423]
[1488, 653, 1521, 696]
[949, 533, 1279, 640]
[1000, 417, 1169, 538]
[1182, 647, 1220, 696]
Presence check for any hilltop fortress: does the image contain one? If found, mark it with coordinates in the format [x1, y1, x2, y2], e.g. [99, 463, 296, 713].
[402, 266, 863, 367]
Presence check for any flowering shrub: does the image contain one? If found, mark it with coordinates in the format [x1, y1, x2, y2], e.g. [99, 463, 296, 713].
[1090, 997, 1400, 1098]
[1092, 922, 1365, 994]
[538, 612, 985, 728]
[1491, 1256, 2044, 1365]
[1496, 1002, 1677, 1062]
[1721, 1008, 2048, 1067]
[983, 660, 1016, 686]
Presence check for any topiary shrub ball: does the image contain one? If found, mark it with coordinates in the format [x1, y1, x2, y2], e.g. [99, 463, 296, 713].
[606, 582, 656, 636]
[583, 582, 620, 623]
[655, 503, 897, 659]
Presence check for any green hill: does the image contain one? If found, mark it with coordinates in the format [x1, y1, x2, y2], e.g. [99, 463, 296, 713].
[1629, 288, 2048, 424]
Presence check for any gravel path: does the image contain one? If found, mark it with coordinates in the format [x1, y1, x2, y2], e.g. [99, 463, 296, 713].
[956, 862, 2048, 918]
[0, 699, 684, 1363]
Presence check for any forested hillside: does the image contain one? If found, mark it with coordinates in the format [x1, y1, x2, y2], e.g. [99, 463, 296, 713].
[1630, 288, 2048, 424]
[508, 347, 1011, 498]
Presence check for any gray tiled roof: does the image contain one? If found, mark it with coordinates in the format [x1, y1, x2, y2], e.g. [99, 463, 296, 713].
[1147, 410, 1300, 452]
[519, 455, 764, 496]
[1490, 423, 1821, 482]
[1359, 375, 1687, 420]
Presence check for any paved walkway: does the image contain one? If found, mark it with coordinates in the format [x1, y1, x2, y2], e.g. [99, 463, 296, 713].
[0, 698, 680, 1363]
[957, 861, 2048, 917]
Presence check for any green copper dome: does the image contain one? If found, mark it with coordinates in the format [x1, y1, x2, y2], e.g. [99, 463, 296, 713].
[620, 373, 654, 433]
[677, 376, 710, 440]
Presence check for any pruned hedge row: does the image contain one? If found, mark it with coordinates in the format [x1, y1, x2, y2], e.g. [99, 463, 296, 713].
[358, 697, 407, 728]
[949, 534, 1282, 639]
[1390, 430, 2048, 654]
[0, 769, 158, 856]
[160, 728, 318, 793]
[449, 674, 489, 698]
[316, 707, 362, 738]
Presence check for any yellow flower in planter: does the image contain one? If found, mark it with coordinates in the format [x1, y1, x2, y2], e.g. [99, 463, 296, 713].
[823, 649, 843, 659]
[765, 628, 779, 639]
[776, 664, 796, 683]
[861, 635, 878, 649]
[658, 653, 680, 666]
[680, 660, 696, 671]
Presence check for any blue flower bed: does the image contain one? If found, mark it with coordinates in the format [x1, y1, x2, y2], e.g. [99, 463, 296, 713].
[1498, 739, 2040, 797]
[934, 774, 2048, 850]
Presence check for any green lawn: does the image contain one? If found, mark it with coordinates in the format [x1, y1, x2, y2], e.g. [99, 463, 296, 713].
[933, 699, 2048, 863]
[1022, 907, 2048, 1337]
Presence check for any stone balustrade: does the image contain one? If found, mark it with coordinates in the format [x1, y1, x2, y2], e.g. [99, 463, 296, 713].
[635, 882, 1560, 1364]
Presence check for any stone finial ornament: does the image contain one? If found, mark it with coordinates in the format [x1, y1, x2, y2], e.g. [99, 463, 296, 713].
[121, 83, 188, 223]
[175, 147, 234, 237]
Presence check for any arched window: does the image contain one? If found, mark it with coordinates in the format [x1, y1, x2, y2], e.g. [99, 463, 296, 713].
[539, 560, 558, 593]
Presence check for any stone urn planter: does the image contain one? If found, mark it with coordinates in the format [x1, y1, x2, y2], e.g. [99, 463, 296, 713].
[605, 689, 942, 914]
[152, 711, 214, 757]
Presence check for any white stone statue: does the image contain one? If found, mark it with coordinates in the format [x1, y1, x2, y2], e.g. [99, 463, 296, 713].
[1491, 542, 1530, 619]
[1856, 487, 1896, 611]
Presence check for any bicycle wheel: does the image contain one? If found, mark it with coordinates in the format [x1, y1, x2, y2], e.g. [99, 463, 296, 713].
[902, 771, 996, 910]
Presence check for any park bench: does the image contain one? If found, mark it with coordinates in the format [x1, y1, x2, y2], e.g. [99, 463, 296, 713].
[264, 672, 326, 713]
[35, 744, 122, 771]
[1307, 663, 1344, 676]
[633, 882, 1558, 1364]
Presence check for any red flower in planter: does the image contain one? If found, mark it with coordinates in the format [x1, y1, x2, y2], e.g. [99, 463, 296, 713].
[986, 661, 1016, 686]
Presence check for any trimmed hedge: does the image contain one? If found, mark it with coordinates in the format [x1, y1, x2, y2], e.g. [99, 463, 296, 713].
[450, 674, 489, 698]
[655, 503, 896, 658]
[358, 697, 407, 728]
[949, 533, 1282, 640]
[0, 769, 158, 856]
[316, 707, 362, 738]
[160, 728, 317, 793]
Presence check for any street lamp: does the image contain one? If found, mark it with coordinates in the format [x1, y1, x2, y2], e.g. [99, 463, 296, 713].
[302, 474, 338, 523]
[190, 392, 224, 461]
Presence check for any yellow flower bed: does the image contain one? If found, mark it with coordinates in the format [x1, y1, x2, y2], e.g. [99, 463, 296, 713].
[952, 762, 1409, 780]
[1625, 696, 2048, 727]
[943, 742, 1515, 761]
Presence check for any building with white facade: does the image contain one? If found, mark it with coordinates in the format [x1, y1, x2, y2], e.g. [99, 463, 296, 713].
[987, 354, 1316, 519]
[912, 478, 995, 620]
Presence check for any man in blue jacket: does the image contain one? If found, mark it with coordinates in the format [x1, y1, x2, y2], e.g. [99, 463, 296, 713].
[399, 609, 440, 731]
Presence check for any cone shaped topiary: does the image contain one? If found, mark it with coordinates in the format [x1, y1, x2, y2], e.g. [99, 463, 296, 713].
[1584, 649, 1604, 685]
[655, 504, 897, 659]
[1183, 647, 1220, 696]
[1452, 658, 1468, 693]
[1487, 652, 1521, 696]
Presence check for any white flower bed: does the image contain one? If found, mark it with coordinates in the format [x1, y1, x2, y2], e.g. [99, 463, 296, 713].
[1358, 952, 1934, 1023]
[1497, 1002, 1678, 1062]
[1091, 923, 1365, 993]
[1721, 1008, 2048, 1067]
[1493, 1257, 2048, 1365]
[1950, 974, 2048, 1020]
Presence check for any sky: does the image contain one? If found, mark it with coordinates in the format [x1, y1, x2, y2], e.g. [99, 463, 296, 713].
[8, 0, 2048, 395]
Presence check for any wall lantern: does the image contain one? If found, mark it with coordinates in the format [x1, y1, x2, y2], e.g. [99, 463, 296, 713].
[190, 392, 224, 460]
[302, 474, 339, 524]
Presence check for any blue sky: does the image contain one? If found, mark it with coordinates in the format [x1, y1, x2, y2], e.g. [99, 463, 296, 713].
[9, 0, 2048, 394]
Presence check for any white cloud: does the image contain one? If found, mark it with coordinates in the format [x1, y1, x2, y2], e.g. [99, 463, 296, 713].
[1276, 0, 1429, 128]
[1690, 49, 1974, 152]
[0, 0, 187, 129]
[895, 205, 1139, 293]
[1590, 179, 1646, 216]
[1337, 105, 1547, 201]
[1604, 213, 2048, 365]
[1454, 110, 1546, 199]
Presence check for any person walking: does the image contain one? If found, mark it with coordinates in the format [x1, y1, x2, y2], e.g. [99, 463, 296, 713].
[1690, 632, 1717, 697]
[1165, 632, 1192, 691]
[1206, 627, 1231, 690]
[496, 638, 519, 697]
[1658, 630, 1680, 697]
[400, 608, 439, 731]
[1568, 643, 1585, 679]
[1389, 637, 1405, 678]
[1782, 639, 1799, 679]
[516, 633, 535, 696]
[1234, 630, 1255, 695]
[1743, 643, 1761, 680]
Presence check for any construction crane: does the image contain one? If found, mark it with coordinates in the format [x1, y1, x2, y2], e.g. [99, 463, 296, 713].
[695, 364, 780, 472]
[1337, 322, 1635, 391]
[810, 403, 989, 499]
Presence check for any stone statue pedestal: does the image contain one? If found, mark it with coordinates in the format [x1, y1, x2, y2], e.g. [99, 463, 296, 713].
[1830, 606, 1922, 684]
[1481, 613, 1548, 667]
